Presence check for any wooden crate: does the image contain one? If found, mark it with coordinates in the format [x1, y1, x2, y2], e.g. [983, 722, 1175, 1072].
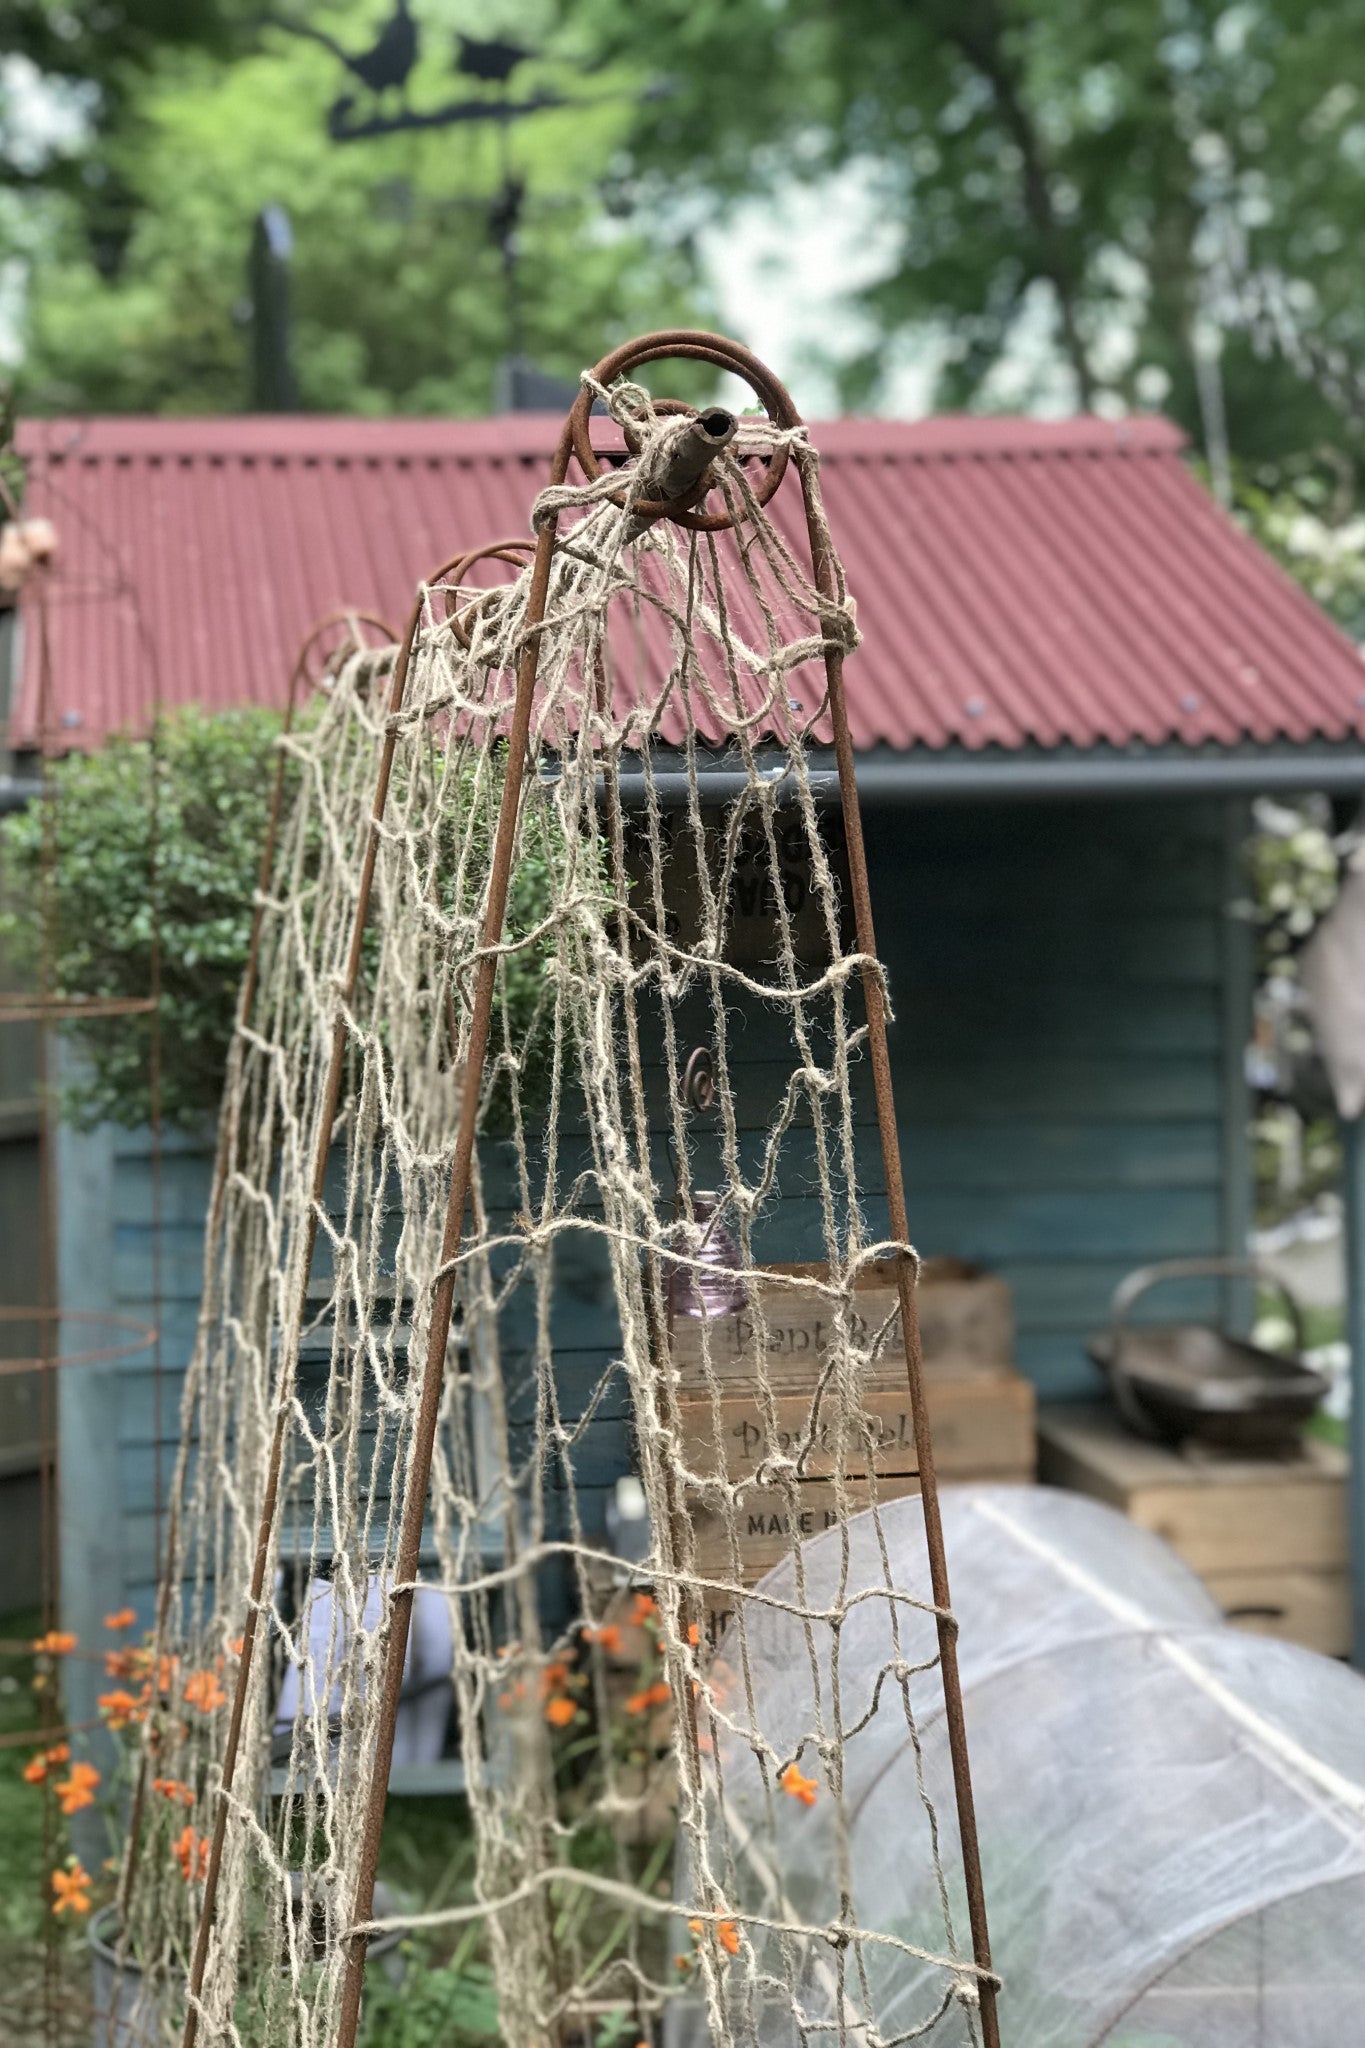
[1199, 1568, 1350, 1659]
[917, 1258, 1014, 1375]
[669, 1258, 1012, 1392]
[1037, 1403, 1349, 1655]
[688, 1472, 923, 1588]
[677, 1371, 1035, 1485]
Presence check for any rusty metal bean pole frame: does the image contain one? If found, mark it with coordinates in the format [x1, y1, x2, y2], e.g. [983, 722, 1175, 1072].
[326, 330, 1000, 2048]
[175, 562, 527, 2048]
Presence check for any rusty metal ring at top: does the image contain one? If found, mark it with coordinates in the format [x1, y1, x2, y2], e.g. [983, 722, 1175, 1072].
[440, 538, 537, 652]
[568, 329, 800, 533]
[286, 609, 398, 721]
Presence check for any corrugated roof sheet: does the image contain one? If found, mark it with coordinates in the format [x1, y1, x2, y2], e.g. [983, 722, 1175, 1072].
[11, 410, 1364, 755]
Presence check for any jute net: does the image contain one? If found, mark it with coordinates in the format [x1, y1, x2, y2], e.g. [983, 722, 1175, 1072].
[118, 336, 995, 2048]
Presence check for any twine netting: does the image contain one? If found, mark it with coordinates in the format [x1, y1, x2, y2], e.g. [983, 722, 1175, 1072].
[119, 372, 990, 2047]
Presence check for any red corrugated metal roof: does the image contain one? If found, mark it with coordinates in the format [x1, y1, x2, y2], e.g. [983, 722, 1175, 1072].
[11, 410, 1364, 754]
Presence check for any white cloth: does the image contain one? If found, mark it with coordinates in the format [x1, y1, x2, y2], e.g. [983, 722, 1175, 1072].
[273, 1574, 454, 1768]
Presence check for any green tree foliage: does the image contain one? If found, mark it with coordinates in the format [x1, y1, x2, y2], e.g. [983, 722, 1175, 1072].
[1233, 456, 1365, 636]
[0, 707, 285, 1130]
[0, 706, 574, 1132]
[565, 0, 1365, 464]
[10, 4, 701, 415]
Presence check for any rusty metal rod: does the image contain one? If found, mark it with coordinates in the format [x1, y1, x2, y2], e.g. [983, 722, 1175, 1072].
[330, 516, 562, 2047]
[177, 596, 444, 2048]
[577, 329, 1000, 2038]
[176, 559, 519, 2041]
[118, 612, 392, 1931]
[809, 507, 1001, 2046]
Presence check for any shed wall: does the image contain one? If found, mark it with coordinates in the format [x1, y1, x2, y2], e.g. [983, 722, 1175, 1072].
[57, 795, 1250, 1685]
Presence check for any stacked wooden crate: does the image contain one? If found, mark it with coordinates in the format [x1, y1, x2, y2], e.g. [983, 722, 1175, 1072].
[1038, 1404, 1349, 1656]
[673, 1258, 1035, 1613]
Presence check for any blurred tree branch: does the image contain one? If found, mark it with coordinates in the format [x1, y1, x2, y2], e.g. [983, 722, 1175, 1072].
[562, 0, 1365, 471]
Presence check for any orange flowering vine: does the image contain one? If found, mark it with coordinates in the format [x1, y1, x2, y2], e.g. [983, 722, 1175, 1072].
[24, 1740, 71, 1784]
[689, 1915, 741, 1957]
[32, 1630, 77, 1656]
[183, 1669, 227, 1715]
[153, 1777, 195, 1808]
[52, 1861, 92, 1917]
[98, 1689, 142, 1731]
[55, 1762, 101, 1817]
[174, 1825, 211, 1883]
[780, 1762, 819, 1808]
[583, 1622, 623, 1656]
[544, 1696, 578, 1729]
[624, 1680, 671, 1716]
[628, 1592, 658, 1628]
[103, 1608, 137, 1632]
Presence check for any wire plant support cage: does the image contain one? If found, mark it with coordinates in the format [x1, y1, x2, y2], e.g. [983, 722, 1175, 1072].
[139, 330, 999, 2048]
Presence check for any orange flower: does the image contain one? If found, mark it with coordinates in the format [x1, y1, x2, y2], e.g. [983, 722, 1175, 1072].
[544, 1696, 577, 1729]
[780, 1762, 819, 1808]
[137, 1653, 177, 1697]
[44, 1743, 69, 1767]
[226, 1636, 244, 1657]
[183, 1670, 227, 1715]
[688, 1915, 741, 1956]
[624, 1679, 671, 1716]
[629, 1592, 658, 1627]
[22, 1755, 48, 1785]
[540, 1660, 573, 1696]
[153, 1778, 195, 1808]
[98, 1689, 141, 1731]
[583, 1623, 623, 1656]
[174, 1825, 210, 1882]
[687, 1622, 700, 1646]
[51, 1862, 92, 1916]
[104, 1649, 135, 1680]
[54, 1762, 101, 1816]
[32, 1630, 77, 1656]
[103, 1608, 136, 1632]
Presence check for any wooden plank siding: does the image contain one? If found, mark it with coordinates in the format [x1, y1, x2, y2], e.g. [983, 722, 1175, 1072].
[58, 795, 1252, 1632]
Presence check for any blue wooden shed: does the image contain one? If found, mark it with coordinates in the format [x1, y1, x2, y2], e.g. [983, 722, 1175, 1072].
[10, 409, 1365, 1725]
